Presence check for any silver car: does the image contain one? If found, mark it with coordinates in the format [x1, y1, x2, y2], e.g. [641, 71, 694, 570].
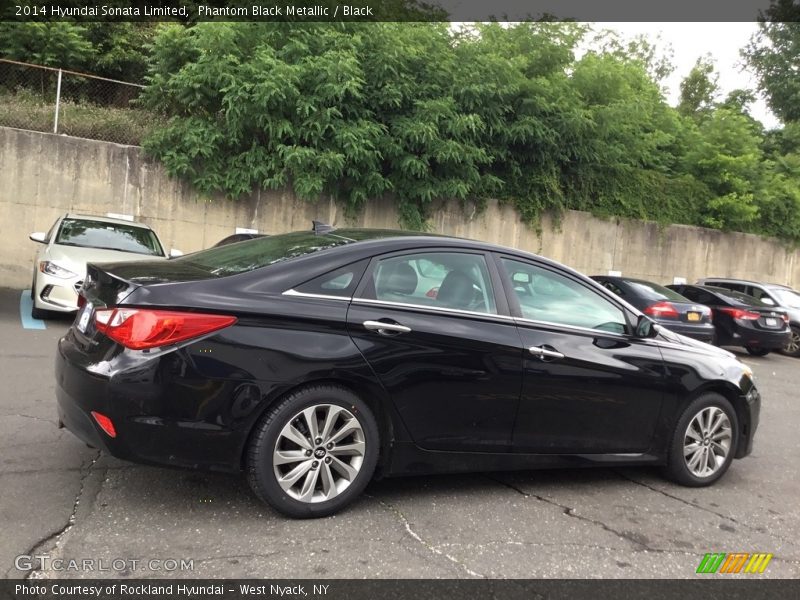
[28, 214, 175, 319]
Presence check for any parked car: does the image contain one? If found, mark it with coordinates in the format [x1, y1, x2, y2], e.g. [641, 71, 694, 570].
[697, 278, 800, 358]
[57, 227, 760, 518]
[668, 284, 791, 356]
[213, 233, 268, 247]
[29, 214, 177, 319]
[591, 276, 714, 342]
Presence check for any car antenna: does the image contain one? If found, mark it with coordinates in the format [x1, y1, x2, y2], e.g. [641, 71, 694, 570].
[312, 220, 335, 234]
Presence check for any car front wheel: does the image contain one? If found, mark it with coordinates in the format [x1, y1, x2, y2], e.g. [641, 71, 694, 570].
[246, 385, 379, 518]
[664, 393, 738, 487]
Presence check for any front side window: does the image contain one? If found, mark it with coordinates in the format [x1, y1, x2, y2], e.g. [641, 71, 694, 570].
[362, 252, 497, 314]
[502, 258, 627, 334]
[56, 219, 163, 256]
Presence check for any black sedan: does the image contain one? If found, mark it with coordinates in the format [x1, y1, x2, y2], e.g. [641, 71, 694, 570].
[668, 284, 791, 356]
[591, 276, 714, 342]
[56, 227, 760, 517]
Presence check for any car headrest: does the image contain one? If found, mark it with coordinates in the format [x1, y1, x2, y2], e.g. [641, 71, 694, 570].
[377, 262, 418, 296]
[437, 270, 474, 309]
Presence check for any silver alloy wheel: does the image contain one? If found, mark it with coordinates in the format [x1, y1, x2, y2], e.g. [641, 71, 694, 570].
[272, 404, 366, 503]
[785, 329, 800, 354]
[683, 406, 732, 478]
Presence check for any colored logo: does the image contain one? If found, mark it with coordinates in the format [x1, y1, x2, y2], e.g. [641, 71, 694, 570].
[696, 552, 773, 574]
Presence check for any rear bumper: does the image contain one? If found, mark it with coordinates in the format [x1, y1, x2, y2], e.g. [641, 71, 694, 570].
[659, 321, 715, 342]
[55, 332, 251, 473]
[732, 327, 791, 350]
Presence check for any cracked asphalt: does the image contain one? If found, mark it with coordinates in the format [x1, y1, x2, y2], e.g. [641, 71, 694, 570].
[1, 287, 798, 580]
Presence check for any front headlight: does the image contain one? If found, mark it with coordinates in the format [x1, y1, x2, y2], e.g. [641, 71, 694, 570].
[39, 261, 77, 279]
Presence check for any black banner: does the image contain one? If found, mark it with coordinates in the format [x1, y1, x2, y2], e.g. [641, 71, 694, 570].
[1, 0, 798, 23]
[3, 580, 800, 600]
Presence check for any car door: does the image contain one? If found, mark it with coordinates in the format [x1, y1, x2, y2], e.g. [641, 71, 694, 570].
[497, 256, 667, 454]
[347, 249, 523, 452]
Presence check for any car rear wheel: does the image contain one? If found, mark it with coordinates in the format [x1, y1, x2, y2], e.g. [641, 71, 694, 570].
[745, 346, 770, 357]
[246, 385, 379, 518]
[782, 326, 800, 358]
[664, 393, 738, 487]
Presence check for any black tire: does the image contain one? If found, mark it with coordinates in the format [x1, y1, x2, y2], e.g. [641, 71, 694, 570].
[782, 326, 800, 358]
[246, 385, 379, 518]
[745, 346, 770, 357]
[31, 302, 51, 320]
[663, 393, 738, 487]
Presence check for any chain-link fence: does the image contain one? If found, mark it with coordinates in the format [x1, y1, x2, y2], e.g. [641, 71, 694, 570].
[0, 58, 163, 146]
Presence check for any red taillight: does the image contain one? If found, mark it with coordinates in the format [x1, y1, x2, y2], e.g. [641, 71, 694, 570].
[782, 314, 790, 324]
[644, 301, 679, 318]
[91, 411, 116, 438]
[94, 308, 236, 350]
[717, 307, 760, 320]
[77, 294, 86, 309]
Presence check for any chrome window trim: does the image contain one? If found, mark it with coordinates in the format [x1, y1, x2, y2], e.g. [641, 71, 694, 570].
[282, 289, 352, 302]
[513, 316, 629, 339]
[350, 297, 513, 322]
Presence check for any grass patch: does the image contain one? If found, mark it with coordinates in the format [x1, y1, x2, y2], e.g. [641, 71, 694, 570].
[0, 88, 161, 146]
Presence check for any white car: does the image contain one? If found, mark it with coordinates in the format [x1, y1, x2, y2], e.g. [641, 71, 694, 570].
[29, 214, 177, 319]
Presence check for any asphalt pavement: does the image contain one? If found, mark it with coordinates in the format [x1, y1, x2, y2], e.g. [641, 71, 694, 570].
[1, 287, 798, 579]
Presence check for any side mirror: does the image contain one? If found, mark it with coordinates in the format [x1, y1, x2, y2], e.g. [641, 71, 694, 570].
[635, 314, 658, 338]
[169, 248, 183, 258]
[29, 232, 46, 244]
[760, 296, 775, 306]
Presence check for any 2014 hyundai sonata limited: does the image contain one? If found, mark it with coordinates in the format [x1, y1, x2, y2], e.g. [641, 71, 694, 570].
[56, 227, 761, 517]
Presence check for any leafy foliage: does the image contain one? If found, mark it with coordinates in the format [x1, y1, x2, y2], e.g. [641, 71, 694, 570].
[744, 0, 800, 124]
[6, 18, 800, 244]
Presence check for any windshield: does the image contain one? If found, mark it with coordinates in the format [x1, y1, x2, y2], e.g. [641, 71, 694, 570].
[172, 229, 416, 277]
[56, 219, 164, 256]
[772, 288, 800, 309]
[627, 279, 690, 302]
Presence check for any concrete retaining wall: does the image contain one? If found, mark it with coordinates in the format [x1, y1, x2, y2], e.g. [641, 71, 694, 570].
[1, 126, 797, 290]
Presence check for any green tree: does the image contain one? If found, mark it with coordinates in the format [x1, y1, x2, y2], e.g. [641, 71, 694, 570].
[744, 0, 800, 124]
[683, 108, 763, 230]
[0, 22, 94, 68]
[678, 56, 719, 119]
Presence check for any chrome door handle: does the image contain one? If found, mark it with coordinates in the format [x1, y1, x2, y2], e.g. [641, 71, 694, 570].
[363, 320, 412, 335]
[528, 346, 564, 360]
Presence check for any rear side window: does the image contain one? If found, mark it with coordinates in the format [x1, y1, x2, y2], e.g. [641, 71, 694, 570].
[295, 260, 368, 298]
[709, 281, 745, 293]
[745, 286, 775, 304]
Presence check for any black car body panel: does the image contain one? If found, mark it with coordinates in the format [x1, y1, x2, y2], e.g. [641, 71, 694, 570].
[56, 230, 761, 480]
